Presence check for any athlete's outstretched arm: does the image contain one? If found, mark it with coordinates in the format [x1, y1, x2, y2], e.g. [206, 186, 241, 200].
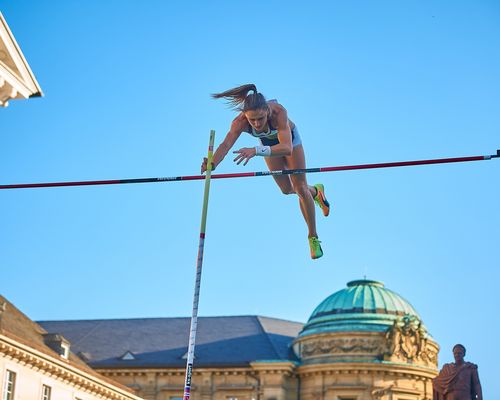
[201, 116, 244, 173]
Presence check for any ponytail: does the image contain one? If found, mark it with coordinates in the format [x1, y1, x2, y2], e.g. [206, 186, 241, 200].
[212, 84, 268, 112]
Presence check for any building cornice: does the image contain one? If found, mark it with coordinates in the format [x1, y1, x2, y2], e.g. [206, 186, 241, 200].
[99, 367, 253, 376]
[250, 361, 296, 375]
[297, 362, 437, 380]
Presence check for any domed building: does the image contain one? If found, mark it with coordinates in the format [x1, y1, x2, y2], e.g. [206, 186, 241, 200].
[293, 280, 439, 400]
[33, 280, 439, 400]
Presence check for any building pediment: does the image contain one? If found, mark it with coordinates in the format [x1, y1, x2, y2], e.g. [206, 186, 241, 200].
[0, 12, 42, 107]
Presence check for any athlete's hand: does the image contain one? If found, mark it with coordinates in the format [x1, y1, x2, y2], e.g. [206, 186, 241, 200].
[201, 157, 215, 174]
[233, 147, 256, 166]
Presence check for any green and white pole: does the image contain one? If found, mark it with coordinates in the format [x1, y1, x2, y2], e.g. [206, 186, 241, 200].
[183, 130, 215, 400]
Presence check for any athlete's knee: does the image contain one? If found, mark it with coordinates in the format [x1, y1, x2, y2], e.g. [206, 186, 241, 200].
[274, 179, 294, 195]
[280, 186, 295, 195]
[292, 182, 309, 198]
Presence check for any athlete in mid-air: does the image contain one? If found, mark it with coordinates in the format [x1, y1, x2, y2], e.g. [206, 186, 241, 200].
[201, 84, 330, 259]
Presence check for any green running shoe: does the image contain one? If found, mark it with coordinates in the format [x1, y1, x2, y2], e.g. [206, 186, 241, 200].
[309, 237, 323, 259]
[313, 183, 330, 217]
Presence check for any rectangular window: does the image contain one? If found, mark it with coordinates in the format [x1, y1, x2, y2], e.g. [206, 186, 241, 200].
[2, 370, 16, 400]
[42, 385, 51, 400]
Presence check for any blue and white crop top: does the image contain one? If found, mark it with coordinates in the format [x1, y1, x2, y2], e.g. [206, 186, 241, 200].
[249, 123, 280, 141]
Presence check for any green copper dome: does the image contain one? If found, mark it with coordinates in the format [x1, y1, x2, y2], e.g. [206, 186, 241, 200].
[299, 279, 422, 337]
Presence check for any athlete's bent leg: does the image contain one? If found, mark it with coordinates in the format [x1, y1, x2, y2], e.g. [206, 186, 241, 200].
[264, 156, 294, 194]
[264, 147, 323, 259]
[286, 145, 318, 237]
[264, 155, 311, 220]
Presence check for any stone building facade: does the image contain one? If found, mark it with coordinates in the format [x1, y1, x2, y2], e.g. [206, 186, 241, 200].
[39, 279, 439, 400]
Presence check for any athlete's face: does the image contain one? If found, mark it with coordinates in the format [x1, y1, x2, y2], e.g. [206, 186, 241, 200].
[245, 108, 269, 132]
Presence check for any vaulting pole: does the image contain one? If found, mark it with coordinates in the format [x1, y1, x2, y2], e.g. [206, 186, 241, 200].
[183, 130, 215, 400]
[0, 150, 498, 190]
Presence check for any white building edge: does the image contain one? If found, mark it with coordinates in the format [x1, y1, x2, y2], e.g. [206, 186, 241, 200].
[0, 12, 43, 107]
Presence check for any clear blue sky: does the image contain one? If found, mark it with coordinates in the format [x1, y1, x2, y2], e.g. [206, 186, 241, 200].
[1, 0, 499, 397]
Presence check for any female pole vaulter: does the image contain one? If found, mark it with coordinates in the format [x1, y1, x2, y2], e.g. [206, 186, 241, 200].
[201, 84, 330, 259]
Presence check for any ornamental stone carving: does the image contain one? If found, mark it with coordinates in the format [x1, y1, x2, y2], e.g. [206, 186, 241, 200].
[295, 314, 438, 368]
[301, 337, 384, 357]
[383, 314, 438, 367]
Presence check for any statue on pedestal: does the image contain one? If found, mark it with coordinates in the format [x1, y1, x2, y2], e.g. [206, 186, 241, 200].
[433, 344, 482, 400]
